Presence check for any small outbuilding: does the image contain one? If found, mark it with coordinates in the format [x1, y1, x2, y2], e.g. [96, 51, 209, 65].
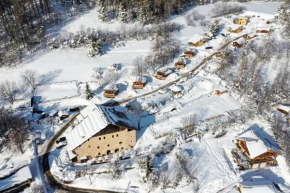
[133, 76, 146, 89]
[276, 105, 290, 115]
[104, 85, 119, 98]
[175, 61, 186, 69]
[229, 25, 244, 33]
[233, 39, 246, 48]
[256, 27, 270, 34]
[155, 68, 173, 80]
[171, 85, 183, 95]
[234, 18, 248, 26]
[214, 87, 228, 96]
[182, 50, 195, 59]
[58, 110, 69, 120]
[189, 34, 206, 47]
[242, 33, 257, 40]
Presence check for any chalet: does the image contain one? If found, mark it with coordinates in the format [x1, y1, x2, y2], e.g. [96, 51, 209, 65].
[234, 18, 248, 26]
[214, 51, 223, 58]
[228, 25, 244, 33]
[232, 129, 281, 170]
[66, 105, 136, 163]
[237, 176, 278, 193]
[155, 68, 173, 80]
[256, 27, 270, 34]
[182, 50, 195, 59]
[175, 61, 186, 69]
[242, 33, 257, 40]
[214, 87, 228, 96]
[233, 39, 246, 48]
[58, 110, 69, 120]
[104, 85, 119, 98]
[188, 35, 206, 47]
[171, 85, 183, 95]
[133, 76, 146, 89]
[276, 104, 290, 115]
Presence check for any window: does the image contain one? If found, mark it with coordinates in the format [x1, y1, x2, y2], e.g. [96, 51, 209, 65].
[119, 142, 122, 144]
[88, 145, 91, 148]
[107, 144, 110, 147]
[116, 134, 119, 137]
[131, 141, 133, 143]
[98, 153, 100, 156]
[103, 136, 106, 139]
[121, 147, 124, 150]
[112, 135, 114, 138]
[97, 146, 100, 149]
[99, 137, 101, 140]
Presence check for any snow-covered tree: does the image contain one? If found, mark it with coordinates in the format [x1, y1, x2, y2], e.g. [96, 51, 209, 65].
[97, 0, 109, 22]
[92, 68, 104, 86]
[87, 38, 102, 57]
[208, 20, 219, 39]
[118, 1, 128, 23]
[85, 82, 93, 100]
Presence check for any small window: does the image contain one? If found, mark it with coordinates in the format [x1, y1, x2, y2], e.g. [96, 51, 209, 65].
[103, 136, 106, 139]
[88, 145, 91, 148]
[121, 147, 124, 150]
[116, 134, 119, 137]
[112, 135, 114, 138]
[107, 144, 110, 147]
[131, 141, 133, 143]
[98, 153, 100, 156]
[119, 142, 122, 144]
[99, 137, 101, 140]
[97, 146, 100, 149]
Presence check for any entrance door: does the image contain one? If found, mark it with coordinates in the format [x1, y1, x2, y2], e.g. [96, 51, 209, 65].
[107, 150, 111, 155]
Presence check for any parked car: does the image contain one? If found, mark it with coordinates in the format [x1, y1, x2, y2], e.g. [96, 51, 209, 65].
[56, 140, 67, 149]
[205, 46, 213, 49]
[69, 106, 80, 112]
[56, 137, 66, 144]
[35, 138, 41, 145]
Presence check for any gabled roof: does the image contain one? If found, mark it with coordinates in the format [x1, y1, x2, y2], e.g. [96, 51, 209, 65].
[66, 105, 134, 151]
[189, 34, 204, 44]
[277, 104, 290, 113]
[237, 129, 281, 159]
[134, 76, 146, 84]
[256, 27, 270, 31]
[240, 180, 277, 193]
[157, 67, 173, 76]
[229, 24, 243, 30]
[104, 84, 118, 92]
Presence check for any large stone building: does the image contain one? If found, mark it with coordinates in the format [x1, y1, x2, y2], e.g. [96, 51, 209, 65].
[66, 105, 136, 163]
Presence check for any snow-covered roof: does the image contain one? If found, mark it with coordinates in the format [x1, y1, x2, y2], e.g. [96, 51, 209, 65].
[229, 24, 243, 30]
[237, 129, 281, 159]
[215, 86, 227, 93]
[240, 180, 277, 193]
[135, 76, 146, 84]
[256, 27, 270, 31]
[66, 105, 134, 151]
[104, 84, 118, 92]
[49, 110, 58, 117]
[157, 67, 173, 76]
[171, 85, 182, 92]
[277, 105, 290, 112]
[58, 110, 68, 117]
[189, 34, 204, 44]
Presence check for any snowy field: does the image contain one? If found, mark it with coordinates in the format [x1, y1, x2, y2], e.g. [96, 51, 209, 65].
[1, 1, 290, 193]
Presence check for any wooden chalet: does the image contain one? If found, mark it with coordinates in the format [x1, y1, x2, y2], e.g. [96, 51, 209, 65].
[277, 105, 290, 115]
[256, 27, 270, 34]
[155, 68, 173, 80]
[104, 85, 119, 98]
[133, 76, 146, 89]
[171, 85, 182, 95]
[233, 40, 246, 48]
[242, 33, 257, 40]
[58, 110, 69, 120]
[189, 34, 206, 47]
[229, 25, 243, 33]
[182, 50, 195, 59]
[232, 129, 281, 170]
[214, 87, 228, 96]
[175, 61, 186, 69]
[234, 18, 248, 26]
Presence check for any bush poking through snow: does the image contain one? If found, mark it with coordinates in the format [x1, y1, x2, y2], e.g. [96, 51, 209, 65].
[85, 82, 93, 100]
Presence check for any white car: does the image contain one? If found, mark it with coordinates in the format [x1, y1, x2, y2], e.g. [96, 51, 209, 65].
[56, 140, 67, 149]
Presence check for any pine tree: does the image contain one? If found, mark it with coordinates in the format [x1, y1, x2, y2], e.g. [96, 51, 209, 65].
[146, 156, 153, 179]
[97, 0, 109, 22]
[118, 1, 128, 23]
[85, 82, 93, 100]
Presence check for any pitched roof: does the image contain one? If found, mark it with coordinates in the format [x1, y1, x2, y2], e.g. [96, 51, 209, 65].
[240, 180, 277, 193]
[66, 105, 134, 151]
[189, 34, 204, 44]
[104, 84, 118, 92]
[277, 104, 290, 112]
[135, 76, 146, 84]
[237, 129, 281, 159]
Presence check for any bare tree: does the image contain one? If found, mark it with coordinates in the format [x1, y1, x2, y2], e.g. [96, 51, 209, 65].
[109, 160, 122, 179]
[131, 56, 148, 76]
[181, 114, 198, 138]
[0, 80, 20, 104]
[92, 68, 104, 86]
[104, 70, 121, 85]
[21, 69, 37, 95]
[129, 100, 145, 131]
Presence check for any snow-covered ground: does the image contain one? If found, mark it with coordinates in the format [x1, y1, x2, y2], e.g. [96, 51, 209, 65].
[1, 1, 289, 193]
